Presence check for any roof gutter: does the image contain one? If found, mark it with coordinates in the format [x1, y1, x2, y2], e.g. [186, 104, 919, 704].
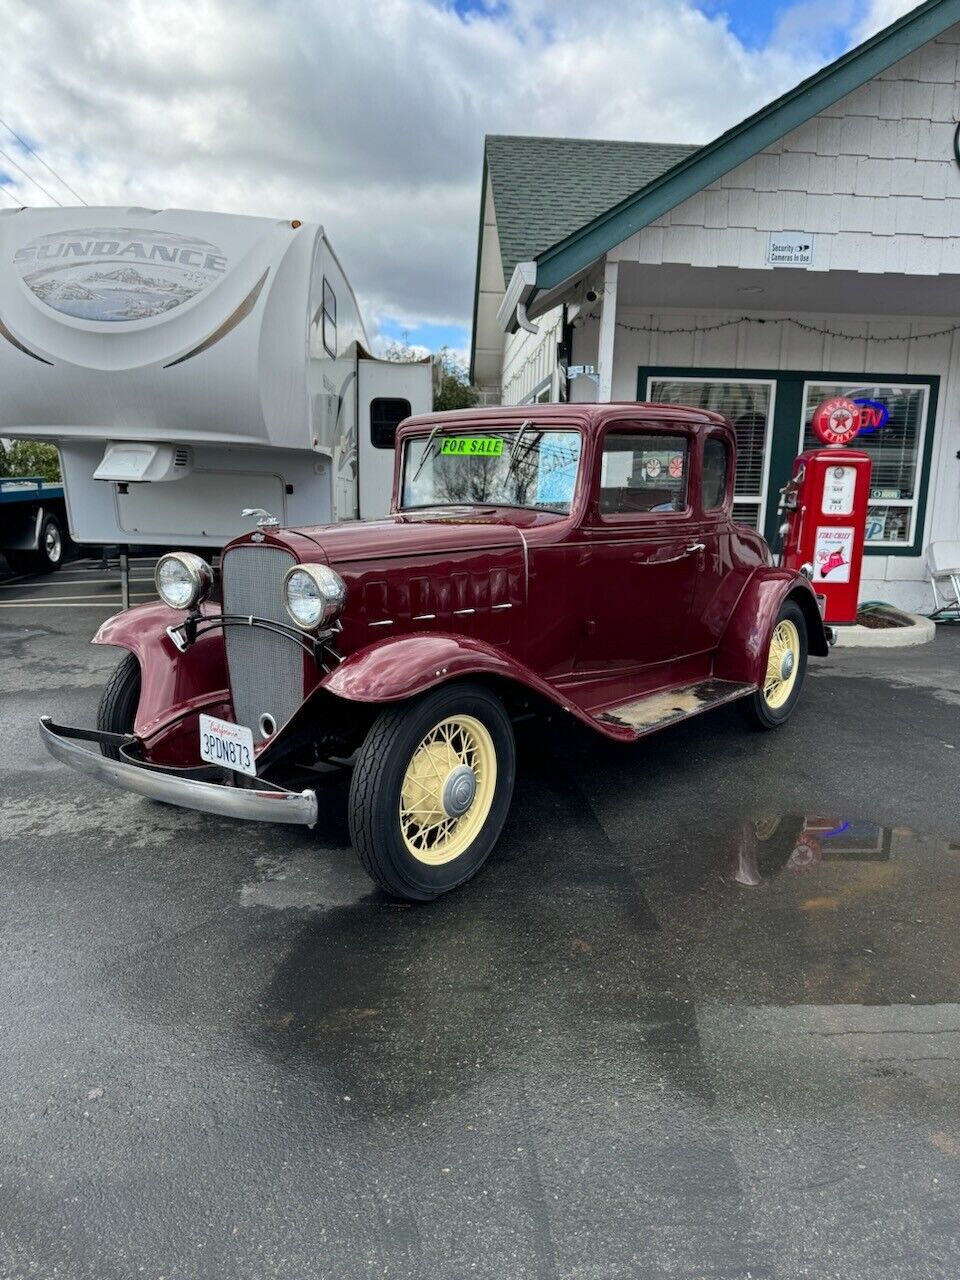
[496, 261, 537, 335]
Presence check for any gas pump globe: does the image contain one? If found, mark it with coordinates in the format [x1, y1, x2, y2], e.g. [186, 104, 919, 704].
[778, 397, 874, 626]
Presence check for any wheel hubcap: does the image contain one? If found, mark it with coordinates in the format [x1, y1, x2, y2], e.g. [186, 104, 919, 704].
[764, 620, 800, 710]
[442, 764, 477, 817]
[399, 715, 497, 865]
[45, 526, 61, 561]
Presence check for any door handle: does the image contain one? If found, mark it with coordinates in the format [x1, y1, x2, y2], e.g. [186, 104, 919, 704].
[686, 542, 706, 554]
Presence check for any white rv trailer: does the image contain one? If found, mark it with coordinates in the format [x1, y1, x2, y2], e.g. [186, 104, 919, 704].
[0, 206, 431, 550]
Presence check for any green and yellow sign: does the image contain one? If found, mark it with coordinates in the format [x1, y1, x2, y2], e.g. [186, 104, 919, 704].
[440, 437, 504, 457]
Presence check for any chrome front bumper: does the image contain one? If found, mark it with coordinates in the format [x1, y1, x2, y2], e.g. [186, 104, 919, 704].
[39, 717, 318, 827]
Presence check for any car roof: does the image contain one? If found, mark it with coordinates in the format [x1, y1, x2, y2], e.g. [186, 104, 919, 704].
[400, 402, 731, 434]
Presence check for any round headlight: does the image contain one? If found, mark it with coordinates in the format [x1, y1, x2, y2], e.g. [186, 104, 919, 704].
[155, 552, 213, 611]
[283, 563, 347, 631]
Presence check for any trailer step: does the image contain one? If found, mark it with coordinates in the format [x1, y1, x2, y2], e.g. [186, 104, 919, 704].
[596, 679, 754, 738]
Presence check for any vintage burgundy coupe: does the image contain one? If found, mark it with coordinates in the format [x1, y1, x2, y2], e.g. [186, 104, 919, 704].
[41, 405, 828, 900]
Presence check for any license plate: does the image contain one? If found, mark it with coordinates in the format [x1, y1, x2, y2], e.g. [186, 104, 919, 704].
[199, 713, 256, 777]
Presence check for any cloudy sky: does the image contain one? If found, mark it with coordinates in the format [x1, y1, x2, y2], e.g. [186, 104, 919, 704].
[1, 0, 916, 358]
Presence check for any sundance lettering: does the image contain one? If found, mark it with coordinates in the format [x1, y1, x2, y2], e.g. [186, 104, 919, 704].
[14, 240, 227, 273]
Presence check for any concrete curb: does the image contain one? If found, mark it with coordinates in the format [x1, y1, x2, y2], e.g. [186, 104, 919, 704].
[832, 610, 936, 648]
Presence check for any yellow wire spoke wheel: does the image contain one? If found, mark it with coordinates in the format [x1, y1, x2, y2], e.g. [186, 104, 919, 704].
[399, 714, 498, 866]
[763, 619, 801, 710]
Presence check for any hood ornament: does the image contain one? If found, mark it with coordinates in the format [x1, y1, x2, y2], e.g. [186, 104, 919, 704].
[241, 506, 280, 531]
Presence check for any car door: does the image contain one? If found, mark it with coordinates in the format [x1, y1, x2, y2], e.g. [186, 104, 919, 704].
[686, 429, 740, 655]
[577, 422, 699, 675]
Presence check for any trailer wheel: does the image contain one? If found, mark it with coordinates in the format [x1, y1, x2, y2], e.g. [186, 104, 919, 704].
[740, 600, 808, 730]
[96, 653, 141, 760]
[348, 682, 515, 902]
[4, 513, 65, 576]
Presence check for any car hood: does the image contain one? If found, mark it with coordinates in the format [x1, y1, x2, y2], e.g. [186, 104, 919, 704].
[286, 512, 528, 567]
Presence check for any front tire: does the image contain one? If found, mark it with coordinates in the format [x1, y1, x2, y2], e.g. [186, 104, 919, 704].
[740, 600, 808, 730]
[96, 652, 141, 760]
[348, 682, 516, 901]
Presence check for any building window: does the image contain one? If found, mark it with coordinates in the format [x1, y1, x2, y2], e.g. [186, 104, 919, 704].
[599, 432, 689, 516]
[370, 398, 411, 450]
[647, 377, 774, 530]
[702, 436, 730, 510]
[800, 382, 931, 547]
[322, 278, 337, 357]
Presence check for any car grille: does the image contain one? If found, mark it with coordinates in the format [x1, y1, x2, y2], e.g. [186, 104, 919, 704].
[221, 544, 303, 742]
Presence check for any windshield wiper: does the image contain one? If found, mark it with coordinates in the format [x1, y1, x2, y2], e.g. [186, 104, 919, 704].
[505, 420, 534, 474]
[410, 422, 446, 484]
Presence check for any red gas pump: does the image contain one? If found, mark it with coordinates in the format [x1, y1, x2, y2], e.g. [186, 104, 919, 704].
[779, 398, 873, 625]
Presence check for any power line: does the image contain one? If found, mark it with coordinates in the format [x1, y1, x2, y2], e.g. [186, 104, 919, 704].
[0, 117, 87, 205]
[0, 144, 63, 205]
[0, 184, 22, 208]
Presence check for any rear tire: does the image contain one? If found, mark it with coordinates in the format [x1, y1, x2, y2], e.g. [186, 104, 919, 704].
[348, 682, 516, 902]
[740, 599, 808, 730]
[4, 513, 65, 576]
[96, 652, 141, 760]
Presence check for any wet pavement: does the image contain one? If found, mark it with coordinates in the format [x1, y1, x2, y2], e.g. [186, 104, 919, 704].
[1, 587, 960, 1279]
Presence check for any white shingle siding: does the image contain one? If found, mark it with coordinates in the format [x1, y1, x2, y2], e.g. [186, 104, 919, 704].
[501, 307, 563, 405]
[611, 28, 960, 279]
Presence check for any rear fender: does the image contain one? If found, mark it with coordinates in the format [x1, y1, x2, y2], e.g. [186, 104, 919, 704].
[714, 569, 829, 687]
[93, 602, 230, 741]
[321, 632, 610, 733]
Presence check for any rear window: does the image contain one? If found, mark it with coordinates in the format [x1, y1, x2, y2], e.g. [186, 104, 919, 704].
[702, 436, 730, 510]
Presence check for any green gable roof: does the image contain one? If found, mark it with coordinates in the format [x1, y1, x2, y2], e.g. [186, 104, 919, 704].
[485, 135, 698, 281]
[532, 0, 960, 297]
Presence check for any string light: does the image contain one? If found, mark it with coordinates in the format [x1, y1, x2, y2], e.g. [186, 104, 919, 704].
[611, 314, 960, 344]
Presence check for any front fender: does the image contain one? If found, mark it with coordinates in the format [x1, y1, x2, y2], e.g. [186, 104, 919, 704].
[714, 569, 829, 687]
[93, 602, 230, 742]
[320, 632, 617, 734]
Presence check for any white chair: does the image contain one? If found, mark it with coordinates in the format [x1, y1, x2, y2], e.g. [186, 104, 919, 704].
[926, 541, 960, 620]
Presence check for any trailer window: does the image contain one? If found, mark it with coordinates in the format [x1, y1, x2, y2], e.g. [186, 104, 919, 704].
[370, 398, 411, 450]
[322, 279, 337, 357]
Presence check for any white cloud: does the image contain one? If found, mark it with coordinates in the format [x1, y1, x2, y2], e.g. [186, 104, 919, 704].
[854, 0, 921, 41]
[0, 0, 872, 340]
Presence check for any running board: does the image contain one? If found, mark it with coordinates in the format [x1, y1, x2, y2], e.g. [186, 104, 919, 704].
[595, 679, 754, 739]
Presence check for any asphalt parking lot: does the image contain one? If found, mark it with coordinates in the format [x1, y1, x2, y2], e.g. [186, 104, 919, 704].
[2, 561, 960, 1280]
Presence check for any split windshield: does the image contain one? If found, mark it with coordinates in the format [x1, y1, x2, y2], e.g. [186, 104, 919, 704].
[401, 428, 582, 515]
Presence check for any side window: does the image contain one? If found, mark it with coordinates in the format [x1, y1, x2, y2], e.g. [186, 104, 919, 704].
[370, 398, 411, 450]
[702, 436, 730, 510]
[599, 432, 689, 516]
[322, 278, 337, 357]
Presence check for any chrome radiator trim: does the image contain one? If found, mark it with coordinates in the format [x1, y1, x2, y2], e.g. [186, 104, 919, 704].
[221, 545, 304, 741]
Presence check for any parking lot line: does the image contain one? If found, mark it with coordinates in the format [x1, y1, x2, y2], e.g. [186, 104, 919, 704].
[0, 595, 157, 607]
[0, 578, 157, 590]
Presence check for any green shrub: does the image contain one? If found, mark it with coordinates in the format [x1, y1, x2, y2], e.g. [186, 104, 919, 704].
[0, 440, 62, 482]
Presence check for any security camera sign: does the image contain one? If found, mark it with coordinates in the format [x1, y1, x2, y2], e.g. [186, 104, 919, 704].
[13, 227, 228, 321]
[766, 233, 814, 267]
